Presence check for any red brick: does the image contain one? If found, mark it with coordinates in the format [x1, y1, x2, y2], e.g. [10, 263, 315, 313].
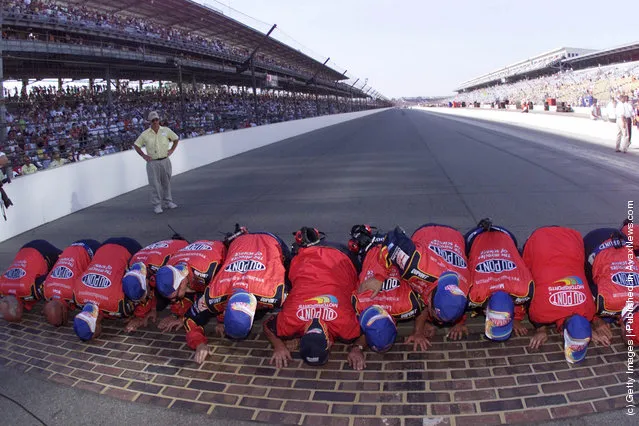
[429, 380, 473, 391]
[468, 358, 508, 368]
[455, 414, 502, 426]
[284, 400, 330, 414]
[551, 402, 595, 418]
[431, 403, 476, 415]
[294, 379, 335, 390]
[355, 418, 402, 426]
[567, 388, 606, 402]
[358, 392, 403, 404]
[540, 380, 581, 394]
[178, 369, 213, 380]
[474, 376, 516, 388]
[49, 374, 77, 387]
[239, 396, 283, 410]
[103, 387, 138, 402]
[406, 371, 448, 380]
[516, 372, 556, 385]
[302, 415, 349, 426]
[525, 394, 568, 408]
[363, 371, 405, 381]
[135, 394, 173, 408]
[171, 400, 212, 414]
[161, 386, 200, 400]
[197, 392, 239, 405]
[313, 391, 356, 402]
[268, 388, 311, 401]
[226, 384, 267, 397]
[114, 360, 146, 371]
[70, 369, 100, 382]
[127, 381, 163, 394]
[498, 385, 540, 398]
[255, 411, 302, 425]
[152, 375, 189, 387]
[504, 408, 551, 424]
[480, 398, 524, 412]
[331, 403, 377, 415]
[406, 392, 451, 403]
[454, 389, 497, 401]
[381, 404, 428, 416]
[593, 397, 626, 411]
[338, 381, 380, 391]
[555, 367, 593, 380]
[581, 374, 617, 388]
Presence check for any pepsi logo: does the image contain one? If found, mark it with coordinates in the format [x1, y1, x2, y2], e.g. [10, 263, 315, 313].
[81, 273, 111, 288]
[143, 242, 170, 250]
[3, 268, 26, 280]
[51, 266, 74, 280]
[184, 243, 212, 251]
[612, 272, 639, 288]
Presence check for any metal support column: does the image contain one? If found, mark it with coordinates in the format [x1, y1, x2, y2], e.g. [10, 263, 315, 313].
[251, 58, 259, 125]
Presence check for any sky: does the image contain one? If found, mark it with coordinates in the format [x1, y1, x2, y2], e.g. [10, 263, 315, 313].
[198, 0, 637, 98]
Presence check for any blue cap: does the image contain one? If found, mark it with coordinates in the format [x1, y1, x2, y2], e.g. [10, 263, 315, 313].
[73, 303, 99, 341]
[564, 314, 591, 364]
[155, 263, 188, 298]
[359, 305, 397, 352]
[432, 271, 467, 323]
[122, 262, 148, 301]
[299, 318, 330, 366]
[224, 289, 257, 339]
[485, 291, 514, 341]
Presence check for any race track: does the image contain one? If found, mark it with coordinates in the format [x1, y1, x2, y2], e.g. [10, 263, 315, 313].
[0, 109, 636, 426]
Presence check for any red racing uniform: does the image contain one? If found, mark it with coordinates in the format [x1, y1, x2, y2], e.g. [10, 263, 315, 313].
[0, 240, 61, 310]
[184, 232, 290, 349]
[465, 226, 533, 320]
[385, 224, 471, 303]
[129, 239, 190, 318]
[523, 227, 595, 327]
[266, 242, 361, 343]
[353, 245, 423, 321]
[584, 228, 639, 321]
[42, 240, 100, 310]
[163, 240, 226, 317]
[74, 238, 141, 318]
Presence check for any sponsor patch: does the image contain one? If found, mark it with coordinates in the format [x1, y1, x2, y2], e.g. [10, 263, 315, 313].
[296, 295, 338, 322]
[51, 266, 74, 280]
[612, 272, 639, 288]
[81, 273, 112, 289]
[445, 284, 466, 297]
[183, 243, 213, 251]
[143, 241, 170, 250]
[549, 290, 586, 307]
[3, 268, 26, 280]
[381, 278, 400, 291]
[475, 259, 516, 273]
[429, 244, 467, 268]
[224, 260, 266, 273]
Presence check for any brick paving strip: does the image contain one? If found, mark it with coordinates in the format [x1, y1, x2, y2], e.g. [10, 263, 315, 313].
[0, 307, 635, 426]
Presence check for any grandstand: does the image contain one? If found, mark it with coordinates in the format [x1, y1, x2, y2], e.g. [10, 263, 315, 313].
[0, 0, 390, 177]
[451, 42, 639, 111]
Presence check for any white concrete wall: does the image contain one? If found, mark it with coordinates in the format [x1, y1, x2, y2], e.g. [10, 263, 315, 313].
[2, 109, 388, 243]
[416, 107, 620, 147]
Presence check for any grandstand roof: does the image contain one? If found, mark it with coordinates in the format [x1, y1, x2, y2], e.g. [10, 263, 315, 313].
[58, 0, 347, 81]
[564, 41, 639, 67]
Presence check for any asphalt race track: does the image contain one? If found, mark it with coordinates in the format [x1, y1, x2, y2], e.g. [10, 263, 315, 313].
[0, 109, 637, 426]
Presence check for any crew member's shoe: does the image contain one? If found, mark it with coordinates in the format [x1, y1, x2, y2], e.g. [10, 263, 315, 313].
[154, 205, 164, 214]
[166, 202, 178, 209]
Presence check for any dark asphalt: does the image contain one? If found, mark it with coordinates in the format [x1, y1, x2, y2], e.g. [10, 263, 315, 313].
[0, 108, 636, 424]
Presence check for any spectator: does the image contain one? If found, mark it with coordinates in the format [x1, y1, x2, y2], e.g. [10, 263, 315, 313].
[48, 152, 67, 169]
[20, 156, 38, 175]
[77, 148, 93, 161]
[590, 100, 601, 120]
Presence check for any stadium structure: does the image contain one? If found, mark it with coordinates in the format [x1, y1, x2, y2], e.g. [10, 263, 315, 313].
[0, 0, 390, 148]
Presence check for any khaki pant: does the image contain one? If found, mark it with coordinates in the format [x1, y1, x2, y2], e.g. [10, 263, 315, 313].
[146, 158, 172, 207]
[616, 118, 631, 152]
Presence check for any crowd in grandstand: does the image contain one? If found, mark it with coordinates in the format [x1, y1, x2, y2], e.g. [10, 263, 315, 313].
[3, 0, 309, 76]
[451, 61, 639, 113]
[1, 86, 371, 180]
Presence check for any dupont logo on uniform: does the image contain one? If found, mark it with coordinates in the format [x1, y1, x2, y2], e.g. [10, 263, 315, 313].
[81, 273, 112, 289]
[428, 244, 467, 268]
[549, 291, 586, 307]
[612, 272, 639, 287]
[3, 268, 26, 280]
[381, 278, 401, 291]
[51, 266, 74, 280]
[183, 243, 213, 251]
[296, 295, 338, 322]
[475, 259, 516, 273]
[224, 260, 266, 273]
[143, 242, 170, 250]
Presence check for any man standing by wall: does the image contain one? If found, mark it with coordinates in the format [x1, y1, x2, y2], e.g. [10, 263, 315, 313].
[615, 95, 632, 153]
[133, 111, 179, 214]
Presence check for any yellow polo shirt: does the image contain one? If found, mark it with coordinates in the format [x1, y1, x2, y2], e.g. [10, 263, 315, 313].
[22, 164, 38, 175]
[134, 126, 179, 160]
